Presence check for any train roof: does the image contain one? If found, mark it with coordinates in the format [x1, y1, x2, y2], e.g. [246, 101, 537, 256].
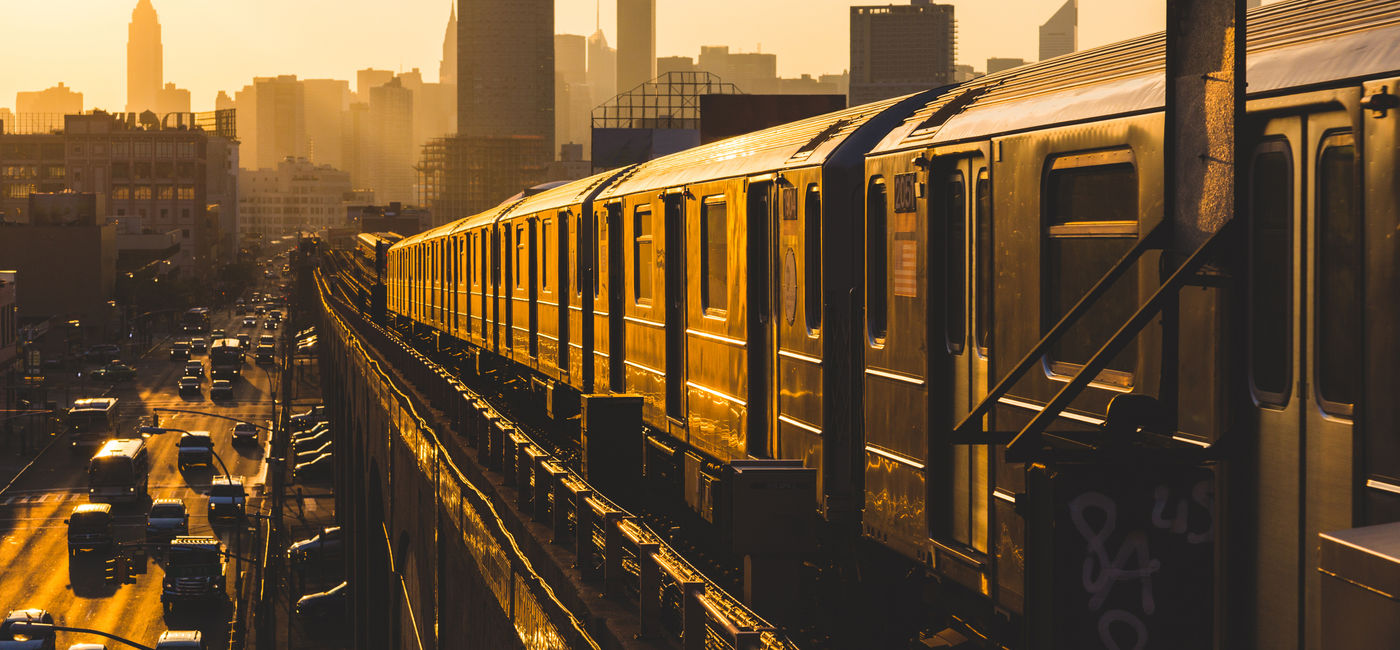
[595, 89, 943, 199]
[494, 167, 635, 222]
[871, 0, 1400, 155]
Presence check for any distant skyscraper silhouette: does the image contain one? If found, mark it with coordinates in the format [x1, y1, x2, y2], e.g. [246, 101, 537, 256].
[1039, 0, 1077, 61]
[457, 0, 553, 152]
[617, 0, 656, 92]
[440, 2, 457, 86]
[126, 0, 162, 114]
[849, 0, 956, 105]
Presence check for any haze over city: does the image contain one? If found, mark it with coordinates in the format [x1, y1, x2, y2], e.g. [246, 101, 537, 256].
[0, 0, 1198, 113]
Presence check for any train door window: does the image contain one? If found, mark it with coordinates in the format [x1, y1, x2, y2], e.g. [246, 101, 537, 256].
[634, 205, 654, 303]
[805, 184, 822, 332]
[1249, 140, 1293, 404]
[975, 169, 991, 354]
[944, 171, 967, 354]
[574, 213, 585, 297]
[1043, 150, 1138, 386]
[867, 176, 888, 342]
[1315, 132, 1359, 415]
[541, 218, 551, 291]
[701, 197, 729, 314]
[516, 224, 527, 290]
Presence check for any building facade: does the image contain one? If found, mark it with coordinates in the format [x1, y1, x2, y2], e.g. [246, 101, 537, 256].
[1039, 0, 1077, 61]
[458, 0, 553, 151]
[987, 57, 1027, 74]
[238, 157, 351, 239]
[849, 0, 956, 105]
[16, 83, 83, 116]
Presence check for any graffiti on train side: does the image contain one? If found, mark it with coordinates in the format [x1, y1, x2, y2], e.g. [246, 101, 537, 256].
[1056, 469, 1214, 650]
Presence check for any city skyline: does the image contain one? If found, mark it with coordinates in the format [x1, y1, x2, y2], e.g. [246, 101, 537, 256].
[0, 0, 1269, 115]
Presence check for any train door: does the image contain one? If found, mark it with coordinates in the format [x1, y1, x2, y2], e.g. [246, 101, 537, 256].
[935, 153, 992, 559]
[773, 176, 826, 488]
[607, 202, 626, 390]
[747, 180, 772, 457]
[1247, 104, 1358, 650]
[664, 194, 688, 421]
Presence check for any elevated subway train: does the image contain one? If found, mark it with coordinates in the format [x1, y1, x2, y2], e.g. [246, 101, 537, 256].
[382, 0, 1400, 646]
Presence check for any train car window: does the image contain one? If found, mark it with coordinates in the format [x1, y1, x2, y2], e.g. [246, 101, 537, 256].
[541, 219, 551, 291]
[1249, 140, 1293, 404]
[867, 176, 888, 342]
[702, 197, 729, 313]
[805, 185, 822, 332]
[975, 169, 992, 354]
[1043, 150, 1138, 386]
[633, 206, 654, 303]
[1316, 132, 1359, 414]
[945, 171, 967, 354]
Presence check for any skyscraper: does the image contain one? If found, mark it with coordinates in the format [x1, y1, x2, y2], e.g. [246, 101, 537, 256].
[370, 77, 415, 205]
[440, 2, 458, 86]
[126, 0, 162, 114]
[587, 29, 618, 108]
[616, 0, 656, 92]
[849, 0, 956, 105]
[457, 0, 553, 151]
[16, 83, 83, 115]
[253, 75, 307, 170]
[1039, 0, 1077, 61]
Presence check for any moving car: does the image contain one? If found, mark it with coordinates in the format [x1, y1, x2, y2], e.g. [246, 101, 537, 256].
[153, 631, 203, 650]
[210, 380, 233, 401]
[207, 476, 245, 522]
[175, 432, 213, 470]
[65, 503, 114, 555]
[183, 360, 203, 377]
[89, 363, 136, 382]
[294, 582, 347, 621]
[0, 609, 56, 650]
[168, 340, 191, 361]
[189, 338, 208, 354]
[177, 376, 201, 396]
[210, 329, 226, 339]
[258, 334, 276, 347]
[241, 317, 256, 328]
[236, 334, 251, 349]
[146, 499, 189, 542]
[231, 421, 258, 445]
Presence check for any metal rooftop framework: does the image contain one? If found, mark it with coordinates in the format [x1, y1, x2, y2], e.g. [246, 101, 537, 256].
[591, 71, 742, 130]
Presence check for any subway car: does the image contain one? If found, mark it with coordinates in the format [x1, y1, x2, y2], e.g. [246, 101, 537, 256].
[384, 0, 1400, 646]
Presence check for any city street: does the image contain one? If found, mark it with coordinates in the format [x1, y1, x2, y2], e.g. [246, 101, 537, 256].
[0, 307, 275, 649]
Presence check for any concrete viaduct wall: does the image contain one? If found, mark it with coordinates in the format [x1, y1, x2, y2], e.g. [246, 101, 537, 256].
[315, 274, 597, 650]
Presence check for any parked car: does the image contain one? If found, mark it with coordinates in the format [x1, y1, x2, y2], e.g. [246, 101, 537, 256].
[176, 432, 213, 469]
[89, 363, 136, 382]
[289, 406, 326, 432]
[293, 453, 333, 482]
[292, 420, 330, 442]
[231, 421, 259, 445]
[292, 428, 331, 455]
[294, 582, 347, 621]
[210, 380, 233, 401]
[295, 440, 332, 463]
[154, 630, 203, 650]
[0, 609, 56, 650]
[145, 499, 189, 542]
[177, 376, 201, 397]
[84, 344, 121, 363]
[289, 526, 343, 564]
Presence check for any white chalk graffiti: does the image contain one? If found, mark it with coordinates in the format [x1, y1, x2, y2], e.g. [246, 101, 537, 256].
[1069, 478, 1213, 650]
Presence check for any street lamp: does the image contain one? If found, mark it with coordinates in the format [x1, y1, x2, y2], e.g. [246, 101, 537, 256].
[7, 621, 156, 650]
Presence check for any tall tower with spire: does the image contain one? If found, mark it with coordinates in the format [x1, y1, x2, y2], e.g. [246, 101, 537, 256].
[126, 0, 163, 114]
[440, 2, 457, 85]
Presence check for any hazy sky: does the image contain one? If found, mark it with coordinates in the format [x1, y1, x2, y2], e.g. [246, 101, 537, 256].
[0, 0, 1215, 113]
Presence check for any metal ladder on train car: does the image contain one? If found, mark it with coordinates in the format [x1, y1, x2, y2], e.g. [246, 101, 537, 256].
[949, 218, 1240, 462]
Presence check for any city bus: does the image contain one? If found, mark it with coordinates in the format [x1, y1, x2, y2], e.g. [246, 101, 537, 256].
[209, 338, 243, 380]
[67, 397, 118, 452]
[88, 438, 149, 503]
[181, 307, 211, 334]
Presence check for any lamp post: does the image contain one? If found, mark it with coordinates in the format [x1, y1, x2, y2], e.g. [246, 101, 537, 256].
[7, 621, 156, 650]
